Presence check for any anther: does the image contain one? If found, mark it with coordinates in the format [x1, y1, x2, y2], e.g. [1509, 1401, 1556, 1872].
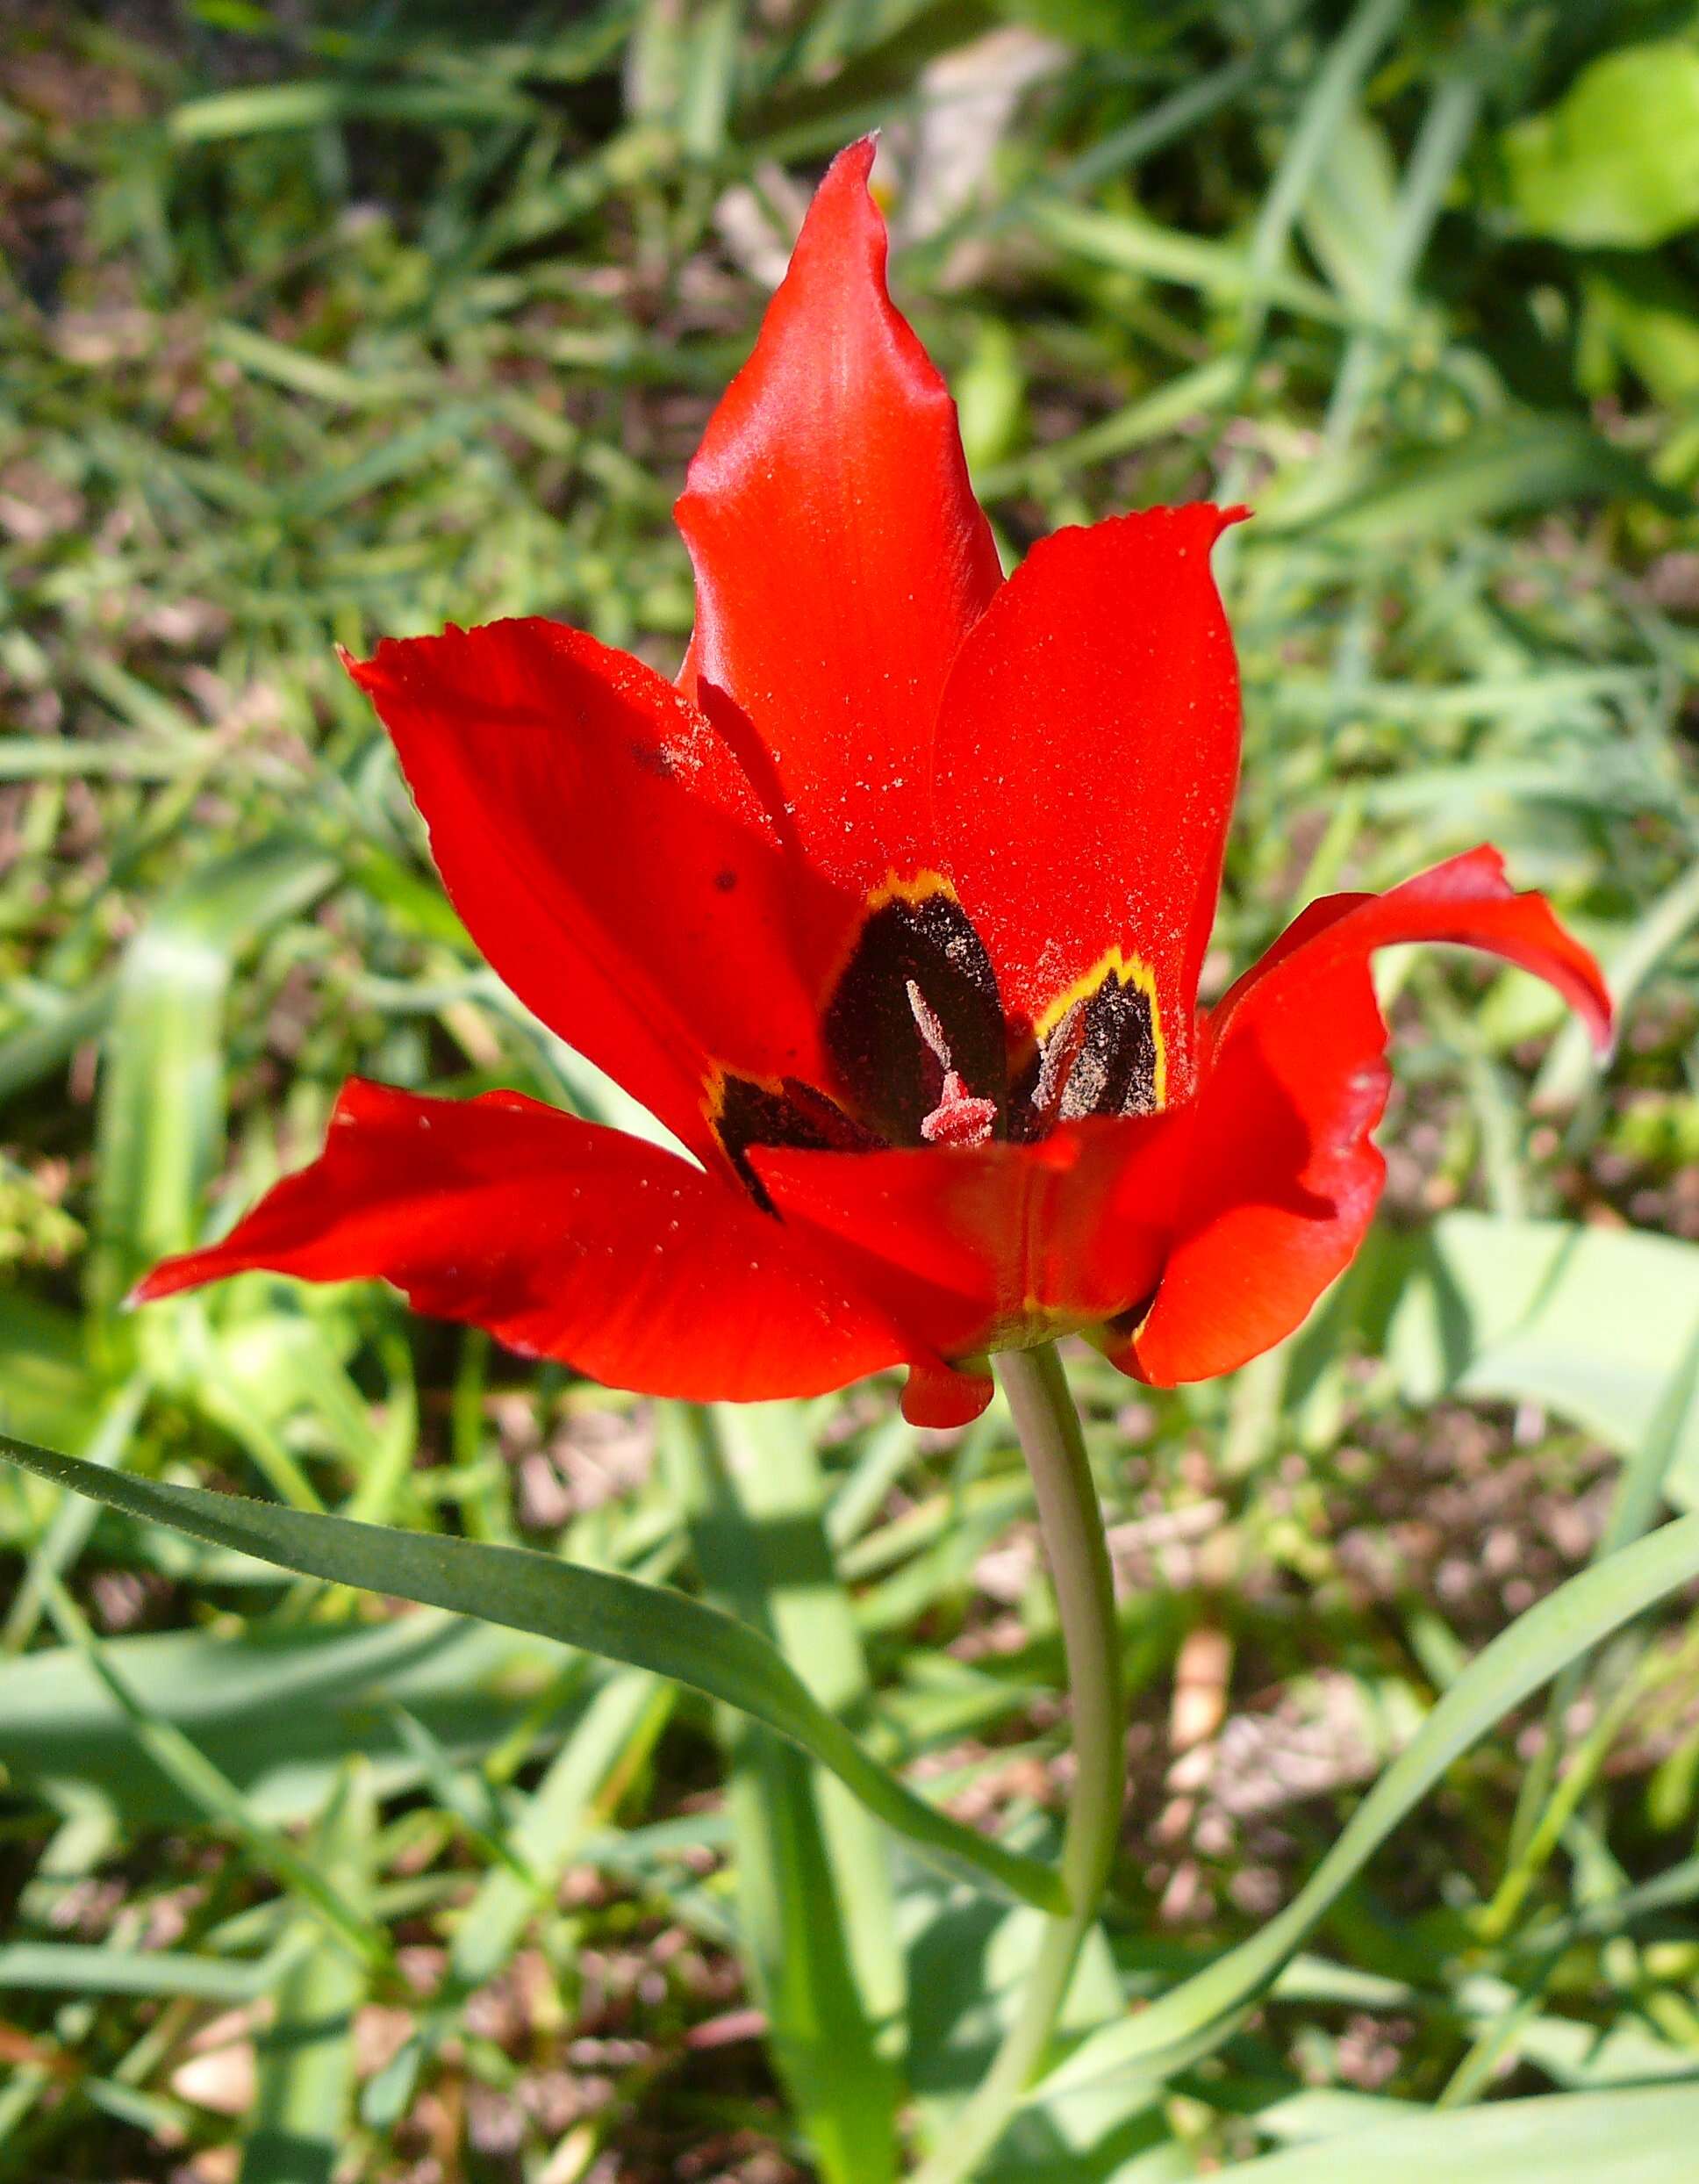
[1031, 995, 1090, 1124]
[906, 980, 952, 1068]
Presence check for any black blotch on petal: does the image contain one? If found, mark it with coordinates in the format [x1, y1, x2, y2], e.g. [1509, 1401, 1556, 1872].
[823, 891, 1007, 1143]
[714, 1074, 884, 1211]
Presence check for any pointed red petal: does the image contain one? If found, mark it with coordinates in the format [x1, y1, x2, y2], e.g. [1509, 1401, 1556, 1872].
[931, 505, 1244, 1081]
[135, 1081, 917, 1405]
[675, 138, 1003, 893]
[349, 621, 858, 1163]
[1127, 848, 1611, 1384]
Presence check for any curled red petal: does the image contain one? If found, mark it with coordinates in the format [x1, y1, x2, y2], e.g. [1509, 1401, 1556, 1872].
[1126, 847, 1612, 1385]
[1208, 844, 1612, 1054]
[675, 137, 1003, 894]
[931, 504, 1244, 1078]
[348, 621, 858, 1164]
[135, 1080, 923, 1406]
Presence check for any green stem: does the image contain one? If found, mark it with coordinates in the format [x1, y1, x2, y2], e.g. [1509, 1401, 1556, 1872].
[910, 1343, 1126, 2184]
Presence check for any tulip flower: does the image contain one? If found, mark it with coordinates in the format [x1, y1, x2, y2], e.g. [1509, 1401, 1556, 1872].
[123, 141, 1623, 2177]
[136, 139, 1610, 1435]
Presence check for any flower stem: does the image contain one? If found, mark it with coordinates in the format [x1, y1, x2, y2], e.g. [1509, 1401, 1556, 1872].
[910, 1342, 1126, 2184]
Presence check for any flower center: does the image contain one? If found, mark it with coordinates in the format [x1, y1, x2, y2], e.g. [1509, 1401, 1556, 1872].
[818, 874, 1007, 1145]
[706, 880, 1170, 1203]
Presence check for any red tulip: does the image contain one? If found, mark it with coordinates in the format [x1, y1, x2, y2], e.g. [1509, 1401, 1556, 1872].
[136, 140, 1612, 1429]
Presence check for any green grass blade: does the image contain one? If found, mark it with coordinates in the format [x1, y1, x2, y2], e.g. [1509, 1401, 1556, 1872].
[1318, 76, 1480, 452]
[91, 839, 335, 1318]
[1036, 1510, 1699, 2101]
[1260, 416, 1688, 540]
[240, 1764, 376, 2184]
[671, 1403, 903, 2184]
[0, 1430, 1066, 1915]
[361, 1670, 667, 2128]
[0, 981, 113, 1106]
[712, 1403, 907, 2031]
[0, 1938, 304, 2004]
[33, 1571, 387, 1972]
[1502, 1325, 1699, 1872]
[1536, 857, 1699, 1108]
[168, 79, 536, 141]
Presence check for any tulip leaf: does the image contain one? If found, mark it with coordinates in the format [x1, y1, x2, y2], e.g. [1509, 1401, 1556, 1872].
[1031, 1508, 1699, 2102]
[0, 1430, 1067, 1917]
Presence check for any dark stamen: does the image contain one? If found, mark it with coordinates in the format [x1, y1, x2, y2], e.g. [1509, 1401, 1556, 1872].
[1030, 995, 1090, 1126]
[1058, 977, 1161, 1120]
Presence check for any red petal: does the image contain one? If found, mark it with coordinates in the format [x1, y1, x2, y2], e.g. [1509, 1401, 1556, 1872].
[931, 505, 1244, 1082]
[901, 1358, 995, 1430]
[756, 1116, 1186, 1370]
[349, 621, 858, 1163]
[1208, 845, 1613, 1051]
[1128, 848, 1612, 1384]
[135, 1081, 917, 1405]
[675, 138, 1003, 894]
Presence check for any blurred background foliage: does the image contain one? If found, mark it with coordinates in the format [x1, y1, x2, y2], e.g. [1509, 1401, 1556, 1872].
[2, 1, 1698, 2179]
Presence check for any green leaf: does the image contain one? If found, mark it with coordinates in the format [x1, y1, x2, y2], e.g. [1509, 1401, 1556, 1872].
[1580, 262, 1699, 406]
[1213, 2083, 1699, 2180]
[0, 1597, 555, 1824]
[0, 1430, 1066, 1915]
[1384, 1212, 1699, 1506]
[1031, 1508, 1699, 2102]
[1502, 42, 1699, 248]
[1298, 111, 1400, 316]
[4, 1374, 147, 1655]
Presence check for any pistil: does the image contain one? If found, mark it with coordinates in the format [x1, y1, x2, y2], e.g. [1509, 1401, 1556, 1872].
[907, 980, 998, 1147]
